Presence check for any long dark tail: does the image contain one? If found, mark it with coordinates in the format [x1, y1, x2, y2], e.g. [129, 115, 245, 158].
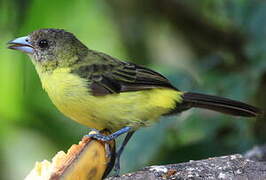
[172, 92, 262, 117]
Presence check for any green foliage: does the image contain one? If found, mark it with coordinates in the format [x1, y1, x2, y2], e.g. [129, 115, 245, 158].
[0, 0, 266, 179]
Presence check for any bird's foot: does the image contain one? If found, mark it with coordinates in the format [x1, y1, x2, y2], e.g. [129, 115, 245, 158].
[85, 126, 132, 142]
[86, 133, 114, 141]
[113, 160, 121, 177]
[86, 127, 133, 177]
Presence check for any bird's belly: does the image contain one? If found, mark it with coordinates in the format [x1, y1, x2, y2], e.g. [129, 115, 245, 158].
[40, 70, 182, 130]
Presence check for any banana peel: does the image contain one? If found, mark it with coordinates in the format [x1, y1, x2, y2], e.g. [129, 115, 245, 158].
[25, 131, 115, 180]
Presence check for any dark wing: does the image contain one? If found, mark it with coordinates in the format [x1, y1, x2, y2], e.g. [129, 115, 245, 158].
[73, 60, 177, 96]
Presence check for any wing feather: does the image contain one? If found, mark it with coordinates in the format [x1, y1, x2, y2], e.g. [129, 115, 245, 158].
[72, 59, 177, 96]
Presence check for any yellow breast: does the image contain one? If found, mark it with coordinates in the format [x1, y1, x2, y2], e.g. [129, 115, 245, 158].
[38, 68, 183, 130]
[39, 68, 100, 128]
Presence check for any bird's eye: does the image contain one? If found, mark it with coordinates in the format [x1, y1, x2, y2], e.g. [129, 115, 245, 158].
[38, 39, 49, 48]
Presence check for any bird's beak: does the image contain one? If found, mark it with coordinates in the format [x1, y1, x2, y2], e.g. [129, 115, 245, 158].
[8, 36, 34, 54]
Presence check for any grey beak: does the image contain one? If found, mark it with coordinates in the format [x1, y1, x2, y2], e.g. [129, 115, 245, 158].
[8, 36, 34, 54]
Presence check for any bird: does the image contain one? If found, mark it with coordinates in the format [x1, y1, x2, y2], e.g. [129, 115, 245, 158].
[8, 28, 262, 176]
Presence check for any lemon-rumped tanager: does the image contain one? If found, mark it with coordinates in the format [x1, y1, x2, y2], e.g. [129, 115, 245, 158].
[8, 29, 262, 175]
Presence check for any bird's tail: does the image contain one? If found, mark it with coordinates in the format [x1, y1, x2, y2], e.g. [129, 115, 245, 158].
[169, 92, 262, 117]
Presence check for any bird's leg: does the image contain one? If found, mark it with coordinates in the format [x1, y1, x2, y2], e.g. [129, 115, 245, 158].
[86, 126, 132, 141]
[114, 131, 135, 176]
[86, 127, 134, 176]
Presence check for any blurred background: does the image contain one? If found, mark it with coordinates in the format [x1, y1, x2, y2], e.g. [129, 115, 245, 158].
[1, 0, 266, 179]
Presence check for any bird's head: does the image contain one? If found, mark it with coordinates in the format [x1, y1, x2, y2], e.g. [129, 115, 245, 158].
[8, 28, 88, 72]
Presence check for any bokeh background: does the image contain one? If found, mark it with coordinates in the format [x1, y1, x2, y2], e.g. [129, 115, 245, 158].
[1, 0, 266, 179]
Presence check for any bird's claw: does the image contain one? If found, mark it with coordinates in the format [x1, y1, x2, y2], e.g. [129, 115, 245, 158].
[114, 163, 120, 177]
[86, 133, 113, 141]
